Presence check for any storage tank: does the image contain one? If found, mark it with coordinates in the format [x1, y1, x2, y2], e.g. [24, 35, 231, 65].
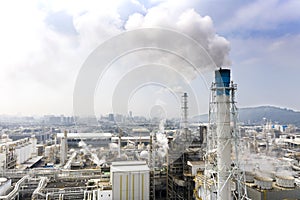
[275, 175, 295, 188]
[140, 150, 148, 160]
[245, 171, 255, 183]
[0, 177, 11, 196]
[254, 175, 273, 190]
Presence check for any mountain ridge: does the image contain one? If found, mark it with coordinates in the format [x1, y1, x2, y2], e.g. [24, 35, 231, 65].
[194, 105, 300, 126]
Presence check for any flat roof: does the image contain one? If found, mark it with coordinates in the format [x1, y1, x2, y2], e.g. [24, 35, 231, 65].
[187, 161, 205, 167]
[132, 128, 149, 132]
[21, 156, 43, 169]
[57, 132, 112, 139]
[111, 136, 150, 140]
[111, 161, 149, 172]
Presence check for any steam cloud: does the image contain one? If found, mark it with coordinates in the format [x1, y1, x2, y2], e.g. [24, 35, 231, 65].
[156, 119, 168, 158]
[125, 8, 231, 67]
[0, 1, 231, 115]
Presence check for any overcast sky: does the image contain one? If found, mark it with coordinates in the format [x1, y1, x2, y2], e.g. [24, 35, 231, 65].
[0, 0, 299, 117]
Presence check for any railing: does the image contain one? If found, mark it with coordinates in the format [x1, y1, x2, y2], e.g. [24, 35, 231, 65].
[1, 168, 104, 179]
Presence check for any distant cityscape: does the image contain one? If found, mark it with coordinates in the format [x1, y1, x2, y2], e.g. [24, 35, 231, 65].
[0, 69, 299, 200]
[0, 0, 299, 199]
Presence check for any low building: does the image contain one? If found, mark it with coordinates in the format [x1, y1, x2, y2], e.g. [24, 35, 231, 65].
[0, 135, 37, 169]
[111, 161, 150, 200]
[56, 132, 112, 147]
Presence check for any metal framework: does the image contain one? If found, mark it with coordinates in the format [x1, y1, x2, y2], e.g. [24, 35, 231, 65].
[204, 70, 248, 200]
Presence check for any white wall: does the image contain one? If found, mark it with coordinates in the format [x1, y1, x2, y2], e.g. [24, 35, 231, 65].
[112, 171, 149, 200]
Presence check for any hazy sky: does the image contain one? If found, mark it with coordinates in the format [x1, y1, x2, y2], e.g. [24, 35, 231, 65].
[0, 0, 299, 117]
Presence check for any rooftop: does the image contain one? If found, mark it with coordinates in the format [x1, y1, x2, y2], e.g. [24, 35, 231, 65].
[111, 161, 149, 172]
[56, 132, 112, 139]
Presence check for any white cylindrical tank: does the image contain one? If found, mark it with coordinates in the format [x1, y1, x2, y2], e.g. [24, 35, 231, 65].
[254, 175, 273, 190]
[0, 177, 11, 196]
[275, 175, 295, 188]
[140, 151, 148, 160]
[245, 171, 255, 183]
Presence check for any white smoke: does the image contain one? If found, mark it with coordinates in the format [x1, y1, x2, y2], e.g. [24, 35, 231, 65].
[0, 1, 231, 115]
[242, 153, 296, 178]
[106, 4, 231, 117]
[159, 118, 165, 132]
[125, 8, 231, 67]
[156, 119, 169, 158]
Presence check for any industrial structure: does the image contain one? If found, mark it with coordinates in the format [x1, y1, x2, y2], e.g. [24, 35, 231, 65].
[60, 131, 68, 165]
[194, 68, 248, 200]
[2, 68, 300, 200]
[166, 92, 206, 200]
[0, 134, 38, 170]
[111, 161, 150, 200]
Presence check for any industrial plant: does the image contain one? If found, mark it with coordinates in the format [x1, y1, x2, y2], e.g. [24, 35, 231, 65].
[0, 68, 300, 200]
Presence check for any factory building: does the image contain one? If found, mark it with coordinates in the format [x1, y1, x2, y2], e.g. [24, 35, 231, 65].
[111, 161, 150, 200]
[4, 68, 300, 200]
[132, 128, 150, 136]
[111, 136, 150, 146]
[0, 134, 38, 170]
[8, 131, 52, 144]
[56, 132, 112, 147]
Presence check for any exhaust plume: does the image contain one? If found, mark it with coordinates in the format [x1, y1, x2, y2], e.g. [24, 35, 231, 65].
[125, 8, 231, 67]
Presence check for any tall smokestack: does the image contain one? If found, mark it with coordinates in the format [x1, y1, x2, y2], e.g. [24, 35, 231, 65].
[118, 128, 122, 158]
[60, 130, 68, 165]
[181, 93, 190, 140]
[215, 69, 231, 200]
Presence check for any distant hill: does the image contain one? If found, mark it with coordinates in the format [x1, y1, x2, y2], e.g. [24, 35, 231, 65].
[194, 106, 300, 126]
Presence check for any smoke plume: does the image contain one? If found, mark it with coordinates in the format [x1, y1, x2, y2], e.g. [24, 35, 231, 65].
[125, 8, 231, 67]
